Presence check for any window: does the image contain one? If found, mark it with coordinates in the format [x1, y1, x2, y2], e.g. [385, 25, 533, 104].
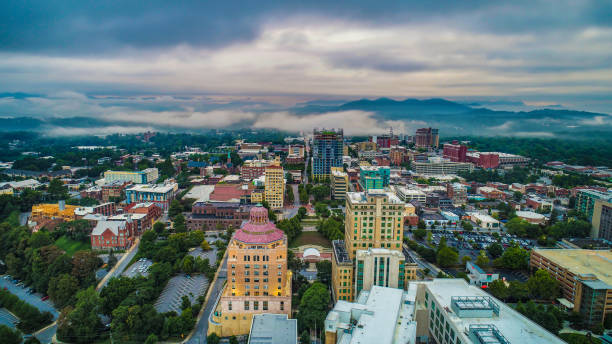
[263, 301, 268, 310]
[280, 301, 284, 311]
[244, 301, 249, 310]
[254, 301, 259, 310]
[228, 302, 232, 311]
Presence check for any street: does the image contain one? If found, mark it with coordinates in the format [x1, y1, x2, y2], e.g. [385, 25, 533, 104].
[185, 255, 228, 344]
[96, 237, 141, 291]
[402, 244, 441, 277]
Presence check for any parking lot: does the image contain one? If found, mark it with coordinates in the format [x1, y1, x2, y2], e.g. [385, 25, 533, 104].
[0, 308, 18, 328]
[0, 275, 59, 320]
[188, 246, 218, 266]
[122, 258, 153, 278]
[154, 274, 209, 314]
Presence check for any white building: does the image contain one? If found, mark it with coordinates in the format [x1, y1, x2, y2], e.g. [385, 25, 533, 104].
[248, 314, 297, 344]
[414, 279, 564, 344]
[466, 261, 499, 287]
[395, 186, 427, 203]
[468, 212, 500, 229]
[325, 285, 417, 344]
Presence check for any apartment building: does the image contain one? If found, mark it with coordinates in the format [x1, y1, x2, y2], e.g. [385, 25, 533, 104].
[412, 159, 473, 176]
[530, 249, 612, 327]
[330, 167, 348, 200]
[312, 128, 343, 179]
[576, 189, 612, 221]
[355, 248, 417, 296]
[125, 182, 178, 211]
[592, 199, 612, 241]
[446, 183, 467, 205]
[358, 166, 390, 191]
[208, 207, 291, 337]
[264, 164, 285, 209]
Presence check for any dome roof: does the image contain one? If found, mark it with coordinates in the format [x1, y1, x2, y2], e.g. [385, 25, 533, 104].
[233, 206, 285, 244]
[303, 247, 321, 258]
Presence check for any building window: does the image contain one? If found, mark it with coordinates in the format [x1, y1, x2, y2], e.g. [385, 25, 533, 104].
[244, 301, 249, 310]
[263, 301, 268, 310]
[254, 301, 259, 310]
[228, 302, 232, 311]
[280, 301, 284, 311]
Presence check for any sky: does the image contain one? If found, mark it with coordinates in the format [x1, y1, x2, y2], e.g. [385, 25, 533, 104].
[1, 1, 611, 135]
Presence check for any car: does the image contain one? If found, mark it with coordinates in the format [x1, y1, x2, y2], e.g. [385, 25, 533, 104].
[41, 295, 49, 301]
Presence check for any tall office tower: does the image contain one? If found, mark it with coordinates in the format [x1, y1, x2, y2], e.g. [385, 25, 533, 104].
[264, 163, 285, 209]
[330, 167, 348, 200]
[415, 127, 439, 148]
[331, 190, 417, 302]
[312, 128, 344, 180]
[208, 207, 292, 337]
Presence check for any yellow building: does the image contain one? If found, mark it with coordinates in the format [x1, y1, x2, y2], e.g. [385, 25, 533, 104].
[0, 185, 13, 195]
[31, 201, 77, 222]
[331, 190, 417, 302]
[330, 167, 348, 200]
[264, 164, 285, 209]
[208, 207, 292, 337]
[250, 189, 264, 204]
[356, 141, 377, 152]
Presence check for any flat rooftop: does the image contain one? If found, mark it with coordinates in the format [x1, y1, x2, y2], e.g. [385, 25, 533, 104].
[184, 184, 215, 202]
[248, 314, 297, 344]
[422, 279, 564, 344]
[532, 249, 612, 286]
[347, 190, 402, 204]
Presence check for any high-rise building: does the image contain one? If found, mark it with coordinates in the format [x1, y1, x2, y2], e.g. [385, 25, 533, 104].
[358, 166, 390, 191]
[576, 189, 612, 222]
[389, 145, 407, 166]
[414, 128, 439, 149]
[208, 207, 292, 337]
[312, 128, 343, 179]
[592, 199, 612, 241]
[331, 190, 417, 302]
[330, 167, 348, 200]
[264, 164, 285, 209]
[442, 141, 467, 162]
[354, 248, 416, 296]
[530, 249, 612, 327]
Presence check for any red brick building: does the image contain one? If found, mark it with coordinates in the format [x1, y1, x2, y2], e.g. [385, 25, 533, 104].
[442, 141, 467, 162]
[101, 181, 132, 202]
[91, 220, 134, 250]
[125, 202, 162, 229]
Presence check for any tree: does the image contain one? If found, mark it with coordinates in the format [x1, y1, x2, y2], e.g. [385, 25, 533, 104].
[173, 213, 187, 232]
[153, 221, 166, 234]
[486, 242, 503, 259]
[297, 282, 330, 337]
[494, 244, 529, 270]
[207, 333, 221, 344]
[461, 255, 472, 265]
[48, 178, 68, 200]
[417, 220, 426, 230]
[300, 330, 310, 344]
[71, 251, 102, 286]
[527, 269, 560, 301]
[436, 246, 458, 267]
[145, 334, 159, 344]
[475, 251, 490, 267]
[28, 231, 52, 248]
[48, 273, 79, 308]
[487, 280, 509, 300]
[100, 277, 136, 315]
[413, 228, 427, 241]
[507, 281, 530, 301]
[169, 200, 183, 219]
[462, 221, 473, 232]
[316, 261, 332, 286]
[201, 240, 211, 251]
[57, 287, 103, 343]
[229, 336, 239, 344]
[0, 325, 21, 344]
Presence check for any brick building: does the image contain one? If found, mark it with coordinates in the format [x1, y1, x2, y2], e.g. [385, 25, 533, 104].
[91, 220, 134, 250]
[442, 141, 467, 162]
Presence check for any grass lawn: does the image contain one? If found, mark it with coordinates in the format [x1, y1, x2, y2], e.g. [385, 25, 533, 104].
[55, 235, 91, 256]
[290, 231, 331, 248]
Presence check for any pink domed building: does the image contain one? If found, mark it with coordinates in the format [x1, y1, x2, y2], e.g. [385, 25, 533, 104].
[208, 206, 292, 337]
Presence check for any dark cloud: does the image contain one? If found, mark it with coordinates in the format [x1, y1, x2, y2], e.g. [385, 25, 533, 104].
[1, 0, 608, 53]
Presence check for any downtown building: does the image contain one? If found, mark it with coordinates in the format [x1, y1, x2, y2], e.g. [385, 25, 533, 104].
[358, 166, 390, 191]
[331, 190, 418, 302]
[103, 167, 159, 184]
[530, 249, 612, 328]
[208, 207, 292, 337]
[264, 163, 285, 209]
[414, 128, 439, 149]
[331, 167, 349, 200]
[412, 158, 474, 176]
[442, 141, 467, 162]
[312, 128, 344, 180]
[325, 279, 563, 344]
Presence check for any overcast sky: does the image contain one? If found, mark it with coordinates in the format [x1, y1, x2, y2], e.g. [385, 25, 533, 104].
[1, 1, 611, 134]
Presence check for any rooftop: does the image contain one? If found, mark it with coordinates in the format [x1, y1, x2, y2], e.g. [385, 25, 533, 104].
[532, 249, 612, 286]
[346, 189, 402, 204]
[248, 314, 297, 344]
[127, 183, 177, 193]
[332, 240, 351, 264]
[422, 279, 564, 344]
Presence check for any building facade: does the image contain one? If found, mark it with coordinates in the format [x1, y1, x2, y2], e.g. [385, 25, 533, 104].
[91, 220, 134, 250]
[413, 159, 473, 175]
[442, 141, 467, 162]
[355, 248, 416, 296]
[530, 249, 612, 327]
[576, 189, 612, 222]
[312, 128, 343, 179]
[104, 168, 158, 184]
[358, 166, 390, 191]
[125, 182, 178, 211]
[331, 167, 348, 200]
[187, 202, 251, 231]
[264, 164, 285, 209]
[415, 128, 439, 149]
[208, 207, 292, 337]
[592, 199, 612, 241]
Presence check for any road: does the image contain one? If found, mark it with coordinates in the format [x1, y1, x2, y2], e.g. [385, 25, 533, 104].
[96, 237, 141, 291]
[291, 184, 300, 206]
[185, 255, 228, 344]
[402, 244, 441, 277]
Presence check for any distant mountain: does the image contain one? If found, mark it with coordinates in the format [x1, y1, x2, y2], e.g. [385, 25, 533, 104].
[338, 97, 472, 115]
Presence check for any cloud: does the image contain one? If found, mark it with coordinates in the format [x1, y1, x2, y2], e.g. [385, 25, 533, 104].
[46, 126, 156, 137]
